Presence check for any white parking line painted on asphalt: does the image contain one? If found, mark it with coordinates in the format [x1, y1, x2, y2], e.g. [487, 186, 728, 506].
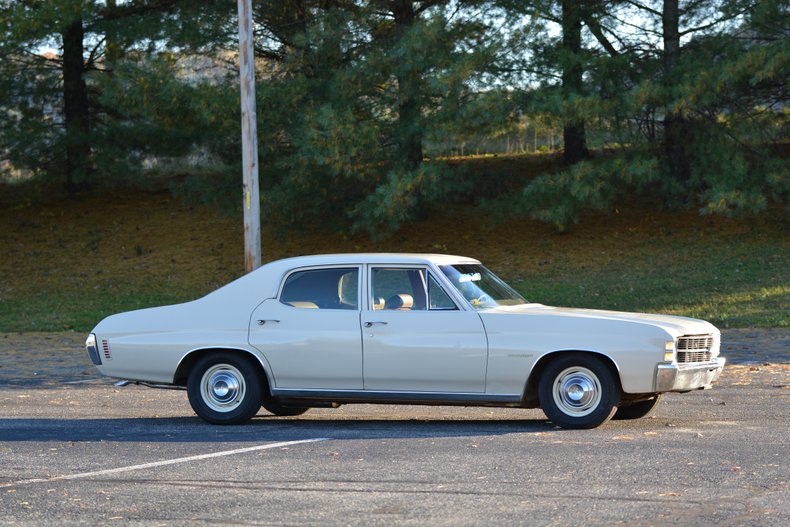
[0, 438, 329, 488]
[63, 379, 103, 384]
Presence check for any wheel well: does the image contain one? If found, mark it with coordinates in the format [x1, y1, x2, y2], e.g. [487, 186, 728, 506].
[173, 348, 271, 395]
[523, 350, 622, 405]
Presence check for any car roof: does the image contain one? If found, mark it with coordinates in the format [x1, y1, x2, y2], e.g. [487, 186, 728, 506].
[206, 253, 484, 302]
[266, 253, 481, 268]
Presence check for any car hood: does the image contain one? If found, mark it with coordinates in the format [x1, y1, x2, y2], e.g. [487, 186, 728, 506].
[480, 304, 718, 338]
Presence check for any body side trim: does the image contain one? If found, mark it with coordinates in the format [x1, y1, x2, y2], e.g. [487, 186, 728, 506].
[270, 388, 521, 404]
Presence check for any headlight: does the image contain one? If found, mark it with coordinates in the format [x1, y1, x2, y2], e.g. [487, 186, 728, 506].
[663, 340, 675, 363]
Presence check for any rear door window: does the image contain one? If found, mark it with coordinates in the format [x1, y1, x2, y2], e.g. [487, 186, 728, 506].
[280, 268, 359, 310]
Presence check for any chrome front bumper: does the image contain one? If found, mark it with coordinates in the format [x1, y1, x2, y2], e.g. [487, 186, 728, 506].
[655, 357, 726, 392]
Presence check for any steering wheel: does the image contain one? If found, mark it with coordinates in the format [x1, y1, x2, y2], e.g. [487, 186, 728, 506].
[471, 293, 494, 306]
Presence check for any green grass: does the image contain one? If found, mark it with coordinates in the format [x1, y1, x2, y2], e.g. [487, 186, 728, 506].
[1, 155, 788, 332]
[2, 239, 786, 332]
[513, 261, 789, 329]
[507, 219, 789, 328]
[0, 289, 194, 333]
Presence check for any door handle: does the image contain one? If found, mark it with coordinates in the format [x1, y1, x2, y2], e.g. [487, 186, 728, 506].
[257, 319, 280, 325]
[363, 321, 388, 328]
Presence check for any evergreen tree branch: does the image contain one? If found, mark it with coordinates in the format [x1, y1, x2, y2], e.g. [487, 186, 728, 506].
[621, 0, 662, 17]
[84, 37, 106, 72]
[582, 13, 619, 57]
[96, 0, 180, 22]
[414, 0, 447, 17]
[678, 7, 751, 37]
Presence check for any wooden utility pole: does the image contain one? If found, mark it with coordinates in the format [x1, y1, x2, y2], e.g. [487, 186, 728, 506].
[237, 0, 261, 272]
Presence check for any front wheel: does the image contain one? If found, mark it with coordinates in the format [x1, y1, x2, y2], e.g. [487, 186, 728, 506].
[613, 394, 664, 420]
[538, 353, 620, 429]
[187, 353, 263, 425]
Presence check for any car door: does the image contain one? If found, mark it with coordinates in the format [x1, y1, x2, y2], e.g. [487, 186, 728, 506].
[248, 266, 363, 390]
[362, 265, 488, 393]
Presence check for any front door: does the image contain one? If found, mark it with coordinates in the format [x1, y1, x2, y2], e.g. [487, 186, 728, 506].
[362, 266, 488, 393]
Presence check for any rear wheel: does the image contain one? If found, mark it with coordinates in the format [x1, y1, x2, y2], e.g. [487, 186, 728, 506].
[187, 353, 263, 425]
[613, 394, 663, 420]
[538, 353, 620, 429]
[262, 400, 310, 417]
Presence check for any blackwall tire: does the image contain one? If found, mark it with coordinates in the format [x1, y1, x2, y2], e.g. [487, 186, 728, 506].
[262, 401, 310, 417]
[538, 353, 620, 429]
[613, 394, 664, 420]
[187, 353, 263, 425]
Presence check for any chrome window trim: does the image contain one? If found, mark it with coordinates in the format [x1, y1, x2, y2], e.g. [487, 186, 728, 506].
[365, 264, 465, 312]
[276, 264, 363, 311]
[426, 270, 460, 311]
[427, 262, 477, 311]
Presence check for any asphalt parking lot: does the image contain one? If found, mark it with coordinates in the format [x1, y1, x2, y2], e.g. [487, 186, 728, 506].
[1, 331, 789, 526]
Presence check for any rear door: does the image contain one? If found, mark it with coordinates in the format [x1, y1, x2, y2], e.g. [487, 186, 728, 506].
[248, 266, 363, 389]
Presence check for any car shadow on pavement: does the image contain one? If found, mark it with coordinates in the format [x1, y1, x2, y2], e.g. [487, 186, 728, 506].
[0, 416, 557, 443]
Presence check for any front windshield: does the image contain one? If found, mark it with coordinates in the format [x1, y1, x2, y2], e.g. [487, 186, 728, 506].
[439, 264, 528, 310]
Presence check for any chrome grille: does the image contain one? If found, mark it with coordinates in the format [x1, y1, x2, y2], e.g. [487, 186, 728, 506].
[677, 335, 714, 363]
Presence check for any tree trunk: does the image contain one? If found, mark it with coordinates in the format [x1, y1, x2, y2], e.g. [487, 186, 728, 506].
[662, 0, 689, 183]
[392, 1, 423, 171]
[61, 14, 91, 192]
[105, 0, 122, 67]
[561, 0, 589, 165]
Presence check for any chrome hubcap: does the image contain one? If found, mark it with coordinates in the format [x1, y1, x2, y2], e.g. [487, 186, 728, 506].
[553, 366, 601, 417]
[201, 364, 246, 413]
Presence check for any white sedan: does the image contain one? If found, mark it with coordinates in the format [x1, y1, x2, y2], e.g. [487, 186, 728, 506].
[86, 253, 725, 429]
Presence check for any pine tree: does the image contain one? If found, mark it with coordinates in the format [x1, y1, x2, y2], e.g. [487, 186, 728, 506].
[238, 1, 502, 236]
[0, 0, 233, 191]
[496, 0, 789, 229]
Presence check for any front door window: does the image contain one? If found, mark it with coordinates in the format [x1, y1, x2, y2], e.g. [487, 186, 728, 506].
[371, 268, 457, 311]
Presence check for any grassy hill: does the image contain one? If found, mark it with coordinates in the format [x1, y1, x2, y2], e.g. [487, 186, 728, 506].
[1, 155, 787, 332]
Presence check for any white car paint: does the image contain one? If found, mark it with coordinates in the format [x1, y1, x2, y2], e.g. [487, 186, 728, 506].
[361, 308, 489, 392]
[249, 298, 363, 390]
[478, 304, 718, 394]
[88, 253, 724, 418]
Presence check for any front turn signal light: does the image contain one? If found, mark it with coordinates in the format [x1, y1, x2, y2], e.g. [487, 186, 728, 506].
[663, 340, 675, 362]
